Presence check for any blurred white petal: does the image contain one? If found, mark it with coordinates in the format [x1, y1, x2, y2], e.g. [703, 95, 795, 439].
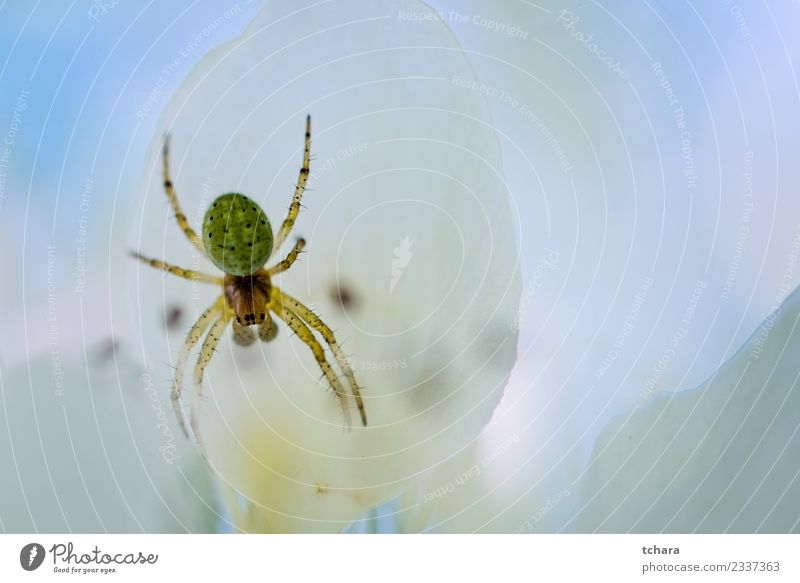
[0, 349, 215, 532]
[571, 286, 800, 532]
[383, 0, 800, 532]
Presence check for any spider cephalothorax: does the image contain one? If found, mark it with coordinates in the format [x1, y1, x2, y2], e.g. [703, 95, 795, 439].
[132, 116, 367, 456]
[224, 272, 271, 326]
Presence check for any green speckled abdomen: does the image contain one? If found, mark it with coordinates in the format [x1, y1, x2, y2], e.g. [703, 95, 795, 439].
[202, 193, 273, 276]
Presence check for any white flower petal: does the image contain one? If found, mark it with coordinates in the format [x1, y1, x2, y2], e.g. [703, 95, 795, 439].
[130, 0, 520, 532]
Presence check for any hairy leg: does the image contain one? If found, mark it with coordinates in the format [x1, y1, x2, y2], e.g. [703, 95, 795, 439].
[272, 301, 353, 426]
[130, 251, 222, 284]
[271, 115, 311, 256]
[191, 312, 230, 455]
[162, 135, 207, 256]
[172, 297, 225, 437]
[273, 287, 367, 426]
[266, 238, 306, 276]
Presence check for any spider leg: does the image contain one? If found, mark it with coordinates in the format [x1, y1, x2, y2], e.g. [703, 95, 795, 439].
[172, 297, 225, 438]
[162, 134, 207, 256]
[273, 287, 367, 427]
[270, 115, 311, 256]
[266, 237, 305, 276]
[130, 251, 222, 285]
[191, 310, 230, 456]
[271, 300, 353, 426]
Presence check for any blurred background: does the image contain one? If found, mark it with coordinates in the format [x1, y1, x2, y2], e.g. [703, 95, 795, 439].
[1, 0, 799, 533]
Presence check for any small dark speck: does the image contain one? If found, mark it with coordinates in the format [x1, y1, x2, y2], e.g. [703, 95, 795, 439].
[330, 282, 359, 312]
[165, 304, 184, 330]
[93, 337, 120, 362]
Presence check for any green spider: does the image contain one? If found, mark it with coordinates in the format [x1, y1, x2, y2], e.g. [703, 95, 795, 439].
[132, 116, 367, 454]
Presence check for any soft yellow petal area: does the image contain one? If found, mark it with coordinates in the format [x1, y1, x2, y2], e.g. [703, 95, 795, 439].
[572, 286, 800, 532]
[130, 0, 520, 532]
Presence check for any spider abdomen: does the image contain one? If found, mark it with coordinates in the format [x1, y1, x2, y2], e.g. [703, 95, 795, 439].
[202, 193, 273, 276]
